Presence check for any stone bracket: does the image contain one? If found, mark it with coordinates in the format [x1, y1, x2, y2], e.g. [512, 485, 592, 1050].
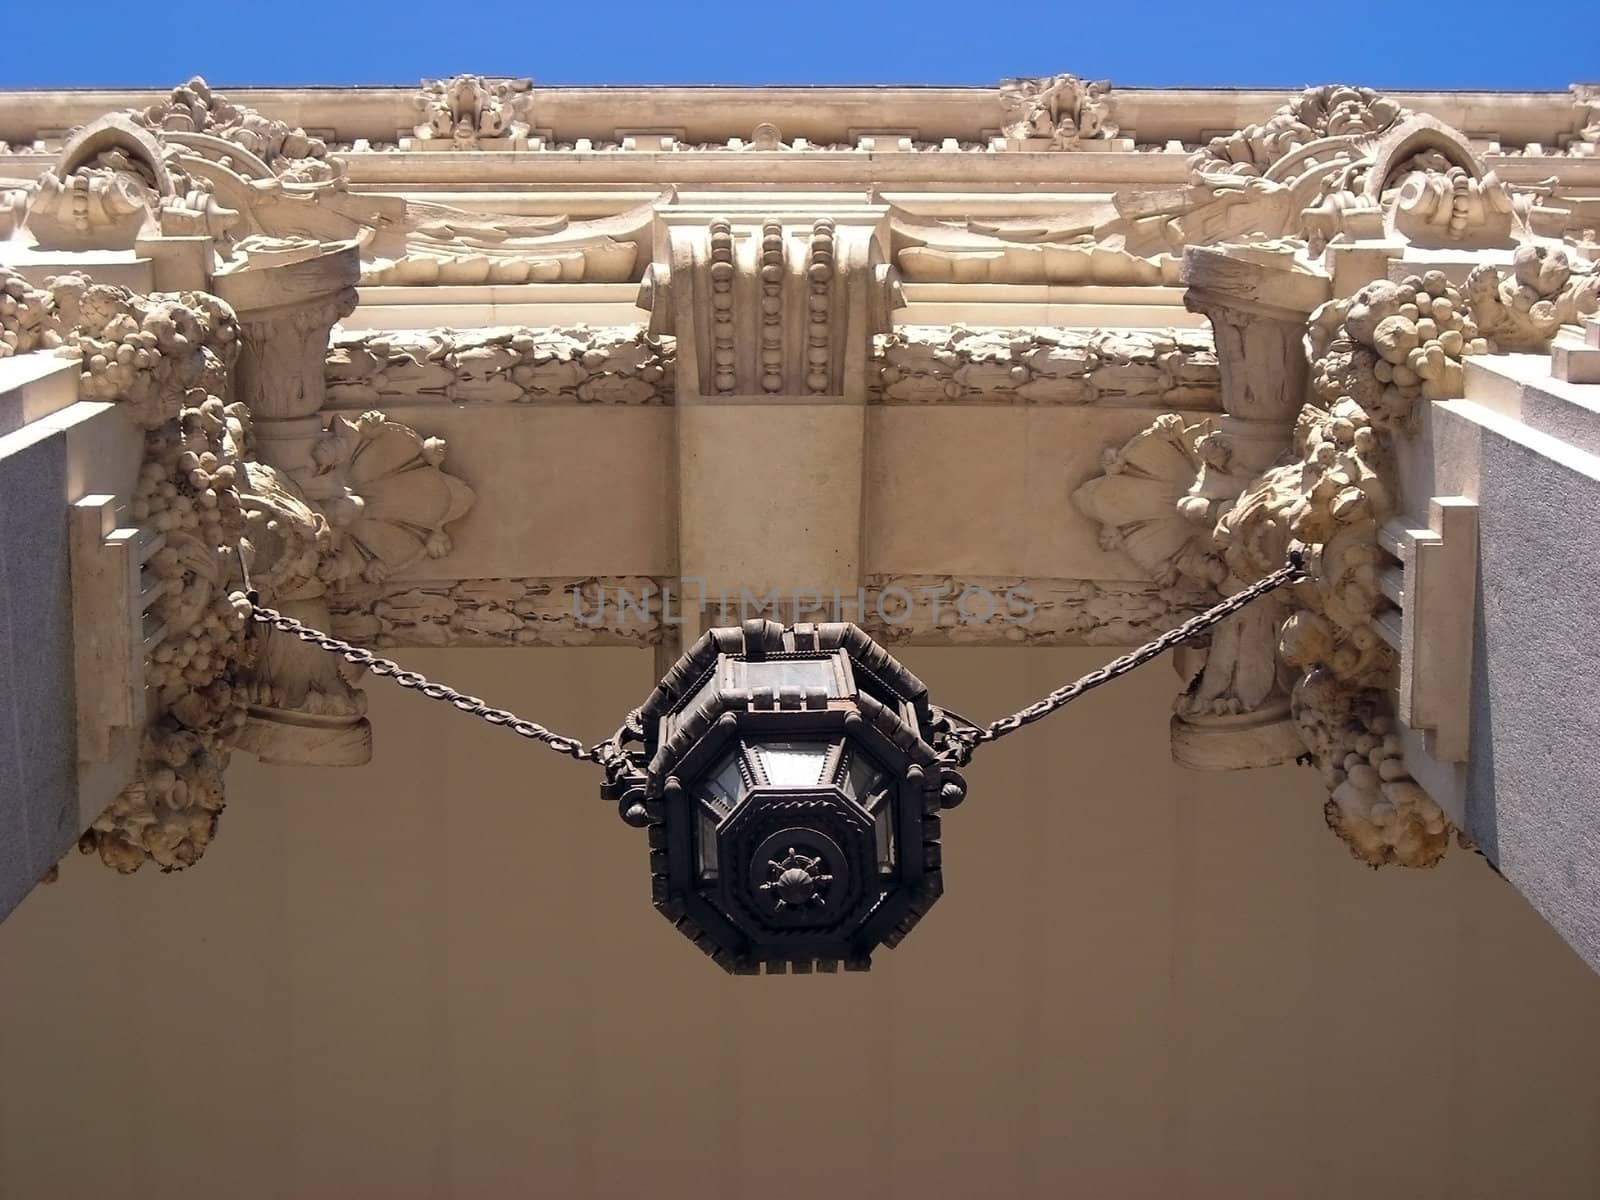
[69, 495, 156, 763]
[1376, 496, 1478, 764]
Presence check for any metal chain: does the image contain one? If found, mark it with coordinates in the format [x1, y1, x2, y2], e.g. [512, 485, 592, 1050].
[936, 554, 1306, 765]
[242, 551, 1304, 773]
[245, 602, 611, 765]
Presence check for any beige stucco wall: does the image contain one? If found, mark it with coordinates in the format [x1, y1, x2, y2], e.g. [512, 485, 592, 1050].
[2, 644, 1597, 1198]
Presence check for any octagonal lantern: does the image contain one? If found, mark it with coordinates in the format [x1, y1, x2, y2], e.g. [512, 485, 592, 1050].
[604, 619, 967, 974]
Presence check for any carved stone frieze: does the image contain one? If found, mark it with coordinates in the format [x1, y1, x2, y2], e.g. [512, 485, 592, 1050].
[319, 575, 1214, 649]
[875, 326, 1219, 408]
[892, 85, 1589, 291]
[890, 206, 1171, 286]
[998, 74, 1118, 149]
[326, 325, 674, 407]
[858, 576, 1213, 646]
[328, 577, 666, 648]
[412, 76, 533, 148]
[1, 81, 643, 297]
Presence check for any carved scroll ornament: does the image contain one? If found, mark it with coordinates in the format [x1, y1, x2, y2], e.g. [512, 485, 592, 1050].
[134, 76, 341, 182]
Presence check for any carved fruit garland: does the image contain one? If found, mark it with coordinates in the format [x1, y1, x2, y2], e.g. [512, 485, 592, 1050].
[1282, 271, 1485, 867]
[62, 283, 257, 872]
[0, 267, 62, 356]
[1464, 243, 1600, 352]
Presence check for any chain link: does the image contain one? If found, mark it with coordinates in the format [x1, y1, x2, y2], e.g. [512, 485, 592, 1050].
[936, 555, 1306, 765]
[246, 603, 612, 764]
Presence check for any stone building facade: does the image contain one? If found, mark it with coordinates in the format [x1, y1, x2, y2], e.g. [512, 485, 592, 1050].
[1, 73, 1599, 1194]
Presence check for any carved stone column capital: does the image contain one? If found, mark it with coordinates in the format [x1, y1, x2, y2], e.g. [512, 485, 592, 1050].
[216, 241, 360, 423]
[1182, 244, 1330, 432]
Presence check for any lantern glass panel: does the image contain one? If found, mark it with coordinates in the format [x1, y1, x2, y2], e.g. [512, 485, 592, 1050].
[697, 750, 745, 814]
[871, 799, 895, 874]
[737, 657, 840, 696]
[752, 740, 832, 787]
[696, 804, 721, 880]
[841, 746, 888, 802]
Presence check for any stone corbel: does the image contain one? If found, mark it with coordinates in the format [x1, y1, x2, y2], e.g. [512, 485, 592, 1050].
[639, 210, 902, 401]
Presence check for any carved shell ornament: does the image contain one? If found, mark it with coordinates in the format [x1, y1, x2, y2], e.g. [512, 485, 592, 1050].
[305, 411, 477, 584]
[1072, 414, 1225, 589]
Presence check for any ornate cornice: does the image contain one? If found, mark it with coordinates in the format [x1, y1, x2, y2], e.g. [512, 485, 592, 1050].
[2, 81, 1592, 158]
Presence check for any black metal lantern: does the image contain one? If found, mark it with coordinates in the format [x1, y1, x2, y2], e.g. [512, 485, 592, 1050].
[253, 556, 1300, 973]
[603, 619, 967, 974]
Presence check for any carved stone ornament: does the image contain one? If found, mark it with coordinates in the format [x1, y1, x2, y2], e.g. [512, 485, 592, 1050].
[359, 198, 652, 286]
[891, 83, 1590, 290]
[62, 284, 255, 872]
[1065, 98, 1600, 860]
[1190, 86, 1410, 181]
[50, 272, 238, 425]
[327, 325, 673, 407]
[998, 74, 1118, 148]
[0, 88, 485, 869]
[1081, 227, 1593, 867]
[412, 76, 533, 148]
[877, 326, 1219, 408]
[2, 78, 643, 297]
[1464, 243, 1599, 351]
[640, 215, 902, 399]
[0, 267, 62, 356]
[1272, 269, 1487, 866]
[134, 76, 340, 183]
[302, 410, 477, 584]
[22, 116, 242, 254]
[1298, 116, 1576, 253]
[1073, 414, 1227, 588]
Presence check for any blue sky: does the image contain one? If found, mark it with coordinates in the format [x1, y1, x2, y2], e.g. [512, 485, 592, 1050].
[6, 0, 1594, 89]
